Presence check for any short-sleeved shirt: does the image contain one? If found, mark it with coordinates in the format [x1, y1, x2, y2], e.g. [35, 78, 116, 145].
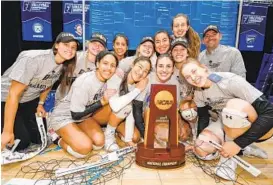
[138, 72, 181, 109]
[118, 56, 136, 73]
[73, 51, 96, 76]
[1, 49, 62, 103]
[193, 72, 262, 115]
[118, 55, 157, 73]
[173, 68, 194, 99]
[54, 51, 96, 103]
[105, 68, 124, 94]
[48, 71, 106, 130]
[199, 44, 246, 78]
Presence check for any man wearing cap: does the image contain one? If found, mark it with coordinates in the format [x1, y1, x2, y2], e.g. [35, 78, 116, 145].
[119, 36, 155, 73]
[1, 32, 79, 152]
[171, 37, 194, 100]
[199, 25, 246, 78]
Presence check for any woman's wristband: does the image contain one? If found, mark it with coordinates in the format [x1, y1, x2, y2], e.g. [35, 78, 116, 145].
[38, 101, 45, 105]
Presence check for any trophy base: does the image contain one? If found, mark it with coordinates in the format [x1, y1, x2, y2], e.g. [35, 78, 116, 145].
[136, 142, 185, 169]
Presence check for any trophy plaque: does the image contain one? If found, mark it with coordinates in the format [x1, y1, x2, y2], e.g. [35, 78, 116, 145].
[136, 84, 185, 169]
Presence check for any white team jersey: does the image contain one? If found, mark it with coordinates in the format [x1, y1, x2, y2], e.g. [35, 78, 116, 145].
[54, 51, 96, 103]
[48, 71, 106, 131]
[194, 72, 262, 114]
[1, 49, 62, 103]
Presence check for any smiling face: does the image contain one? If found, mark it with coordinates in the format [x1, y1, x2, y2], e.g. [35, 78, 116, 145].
[171, 45, 188, 63]
[130, 60, 151, 82]
[203, 30, 222, 50]
[156, 56, 174, 83]
[181, 62, 209, 88]
[55, 41, 77, 62]
[96, 54, 117, 81]
[155, 32, 170, 55]
[172, 16, 190, 38]
[139, 41, 154, 58]
[113, 36, 128, 57]
[88, 41, 105, 56]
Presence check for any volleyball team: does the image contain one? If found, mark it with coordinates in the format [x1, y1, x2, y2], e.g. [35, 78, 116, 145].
[1, 13, 273, 180]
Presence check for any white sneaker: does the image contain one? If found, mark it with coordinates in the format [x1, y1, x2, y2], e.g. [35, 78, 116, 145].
[243, 144, 268, 159]
[104, 130, 120, 152]
[215, 156, 237, 181]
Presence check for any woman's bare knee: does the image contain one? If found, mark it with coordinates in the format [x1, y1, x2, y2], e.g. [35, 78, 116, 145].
[70, 139, 93, 155]
[132, 130, 140, 143]
[92, 132, 105, 146]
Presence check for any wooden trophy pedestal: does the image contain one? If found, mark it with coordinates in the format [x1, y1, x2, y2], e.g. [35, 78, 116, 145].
[136, 142, 185, 169]
[135, 84, 185, 169]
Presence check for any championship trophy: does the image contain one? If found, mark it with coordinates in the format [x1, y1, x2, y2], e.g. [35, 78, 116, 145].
[136, 84, 185, 169]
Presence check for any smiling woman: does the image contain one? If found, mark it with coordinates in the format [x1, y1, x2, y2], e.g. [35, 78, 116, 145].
[54, 33, 108, 104]
[155, 54, 174, 83]
[118, 36, 155, 73]
[113, 33, 129, 61]
[171, 13, 201, 59]
[48, 51, 119, 158]
[154, 30, 171, 55]
[103, 56, 152, 150]
[180, 57, 273, 180]
[132, 54, 191, 143]
[1, 32, 79, 152]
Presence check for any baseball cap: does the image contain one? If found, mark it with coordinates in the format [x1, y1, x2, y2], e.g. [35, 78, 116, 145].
[140, 36, 154, 45]
[203, 25, 220, 37]
[55, 32, 79, 46]
[89, 33, 107, 48]
[171, 37, 188, 51]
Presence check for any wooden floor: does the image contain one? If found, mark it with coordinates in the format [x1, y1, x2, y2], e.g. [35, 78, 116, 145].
[2, 138, 273, 185]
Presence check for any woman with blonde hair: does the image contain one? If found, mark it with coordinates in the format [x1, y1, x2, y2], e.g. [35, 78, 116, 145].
[118, 36, 155, 73]
[180, 57, 273, 180]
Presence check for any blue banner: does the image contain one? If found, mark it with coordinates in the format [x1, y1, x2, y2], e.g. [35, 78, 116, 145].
[21, 1, 52, 42]
[239, 3, 268, 51]
[63, 0, 90, 43]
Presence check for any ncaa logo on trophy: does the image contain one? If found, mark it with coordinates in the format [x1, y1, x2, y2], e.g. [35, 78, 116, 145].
[33, 23, 43, 33]
[154, 90, 174, 110]
[136, 84, 185, 169]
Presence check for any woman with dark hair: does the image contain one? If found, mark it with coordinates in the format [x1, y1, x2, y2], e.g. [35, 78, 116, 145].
[104, 56, 152, 150]
[1, 32, 79, 151]
[154, 30, 171, 56]
[171, 13, 201, 59]
[55, 32, 107, 103]
[48, 51, 118, 158]
[113, 33, 129, 61]
[133, 54, 191, 146]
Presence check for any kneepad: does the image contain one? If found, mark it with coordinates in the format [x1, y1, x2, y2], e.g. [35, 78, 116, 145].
[67, 146, 87, 158]
[222, 108, 251, 128]
[92, 145, 104, 151]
